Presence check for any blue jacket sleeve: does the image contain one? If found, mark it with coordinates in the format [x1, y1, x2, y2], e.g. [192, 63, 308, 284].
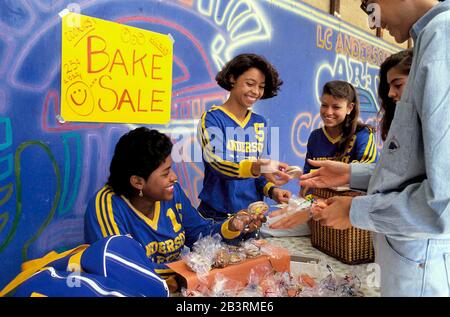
[303, 133, 314, 174]
[255, 176, 276, 198]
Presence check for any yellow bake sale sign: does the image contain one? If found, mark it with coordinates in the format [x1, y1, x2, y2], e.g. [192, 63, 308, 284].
[61, 13, 173, 124]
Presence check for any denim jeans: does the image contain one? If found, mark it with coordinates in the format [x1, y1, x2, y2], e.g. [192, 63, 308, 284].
[374, 233, 450, 296]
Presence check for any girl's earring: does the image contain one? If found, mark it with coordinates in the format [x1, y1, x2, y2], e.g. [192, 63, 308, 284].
[139, 189, 143, 197]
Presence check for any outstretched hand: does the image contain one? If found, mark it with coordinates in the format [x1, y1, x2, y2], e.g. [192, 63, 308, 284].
[299, 159, 350, 189]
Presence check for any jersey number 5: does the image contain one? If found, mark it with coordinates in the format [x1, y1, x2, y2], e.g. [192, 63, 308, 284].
[254, 123, 265, 143]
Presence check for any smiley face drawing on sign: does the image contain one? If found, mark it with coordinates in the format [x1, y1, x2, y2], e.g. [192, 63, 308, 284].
[66, 81, 94, 116]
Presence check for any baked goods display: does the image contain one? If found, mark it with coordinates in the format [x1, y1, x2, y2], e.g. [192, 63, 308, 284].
[184, 237, 263, 272]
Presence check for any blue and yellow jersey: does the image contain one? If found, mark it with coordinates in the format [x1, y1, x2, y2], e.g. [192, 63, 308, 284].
[84, 182, 240, 279]
[303, 126, 379, 174]
[197, 105, 276, 220]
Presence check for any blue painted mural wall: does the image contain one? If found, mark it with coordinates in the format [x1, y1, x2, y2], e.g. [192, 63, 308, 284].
[0, 0, 400, 288]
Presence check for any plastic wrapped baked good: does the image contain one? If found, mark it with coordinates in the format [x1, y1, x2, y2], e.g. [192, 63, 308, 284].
[212, 248, 230, 268]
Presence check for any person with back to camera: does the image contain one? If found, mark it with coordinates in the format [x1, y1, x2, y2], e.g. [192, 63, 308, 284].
[197, 53, 291, 231]
[84, 127, 265, 291]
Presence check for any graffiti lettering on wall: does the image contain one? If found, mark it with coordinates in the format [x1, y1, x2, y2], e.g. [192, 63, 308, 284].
[316, 25, 391, 65]
[195, 0, 271, 70]
[0, 139, 60, 263]
[290, 23, 393, 158]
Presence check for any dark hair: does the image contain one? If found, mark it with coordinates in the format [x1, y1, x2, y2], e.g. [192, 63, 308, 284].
[378, 49, 413, 141]
[215, 53, 283, 99]
[107, 127, 173, 198]
[322, 80, 373, 158]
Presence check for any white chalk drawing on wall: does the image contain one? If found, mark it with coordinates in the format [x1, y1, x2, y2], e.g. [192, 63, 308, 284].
[196, 0, 271, 70]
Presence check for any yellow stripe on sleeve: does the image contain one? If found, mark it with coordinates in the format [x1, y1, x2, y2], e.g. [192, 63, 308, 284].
[203, 149, 240, 177]
[263, 182, 275, 197]
[200, 112, 241, 170]
[100, 189, 114, 236]
[155, 268, 175, 279]
[361, 132, 373, 162]
[95, 187, 109, 237]
[155, 268, 175, 274]
[208, 161, 239, 177]
[221, 219, 241, 240]
[106, 192, 121, 235]
[365, 139, 378, 163]
[202, 137, 257, 178]
[238, 159, 256, 178]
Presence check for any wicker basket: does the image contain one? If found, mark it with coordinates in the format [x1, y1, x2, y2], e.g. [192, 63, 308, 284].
[310, 188, 374, 265]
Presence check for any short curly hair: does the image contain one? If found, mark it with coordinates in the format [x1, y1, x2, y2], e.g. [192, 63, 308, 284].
[215, 53, 283, 99]
[107, 127, 173, 198]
